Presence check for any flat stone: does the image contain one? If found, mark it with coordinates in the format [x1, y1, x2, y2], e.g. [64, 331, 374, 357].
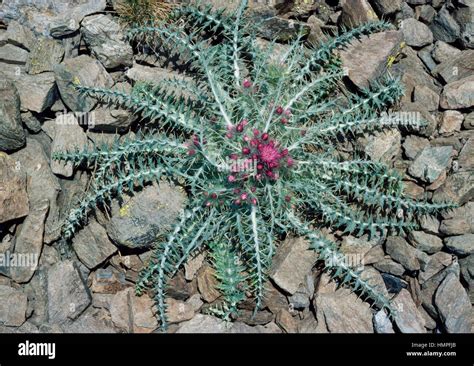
[413, 84, 439, 111]
[440, 203, 474, 235]
[166, 298, 194, 324]
[197, 265, 221, 303]
[26, 38, 64, 75]
[357, 129, 401, 164]
[408, 146, 453, 183]
[106, 183, 186, 249]
[401, 18, 433, 47]
[439, 110, 464, 135]
[370, 0, 401, 15]
[340, 30, 403, 89]
[440, 75, 474, 109]
[444, 234, 474, 256]
[459, 138, 474, 171]
[403, 135, 430, 160]
[340, 0, 378, 29]
[419, 252, 453, 284]
[374, 258, 405, 276]
[0, 79, 25, 151]
[0, 153, 29, 223]
[175, 314, 229, 333]
[90, 267, 128, 294]
[0, 285, 28, 326]
[54, 55, 113, 112]
[435, 272, 471, 333]
[0, 43, 28, 64]
[184, 252, 205, 281]
[433, 171, 474, 205]
[9, 200, 48, 283]
[373, 310, 394, 333]
[314, 288, 374, 333]
[269, 237, 318, 295]
[385, 236, 420, 271]
[81, 14, 133, 69]
[392, 289, 426, 333]
[433, 50, 474, 84]
[65, 307, 117, 333]
[430, 6, 461, 44]
[110, 287, 158, 333]
[72, 220, 117, 270]
[408, 231, 443, 254]
[42, 115, 88, 177]
[47, 260, 92, 324]
[14, 72, 57, 113]
[1, 20, 35, 50]
[10, 139, 61, 244]
[432, 41, 461, 64]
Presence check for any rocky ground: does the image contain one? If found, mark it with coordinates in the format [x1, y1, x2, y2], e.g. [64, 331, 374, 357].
[0, 0, 472, 334]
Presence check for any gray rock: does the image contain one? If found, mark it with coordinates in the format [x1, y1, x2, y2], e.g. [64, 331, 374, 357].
[184, 252, 205, 281]
[314, 288, 374, 333]
[433, 171, 474, 205]
[340, 30, 403, 89]
[0, 79, 25, 151]
[464, 112, 474, 130]
[106, 183, 186, 249]
[419, 252, 452, 284]
[444, 234, 474, 256]
[370, 0, 401, 15]
[269, 237, 318, 295]
[401, 18, 433, 47]
[430, 6, 461, 44]
[392, 289, 426, 333]
[10, 139, 61, 244]
[340, 0, 378, 29]
[26, 38, 64, 75]
[251, 12, 310, 42]
[14, 72, 57, 113]
[72, 220, 117, 270]
[440, 74, 474, 109]
[9, 200, 48, 283]
[433, 50, 474, 84]
[385, 236, 420, 271]
[396, 2, 415, 21]
[439, 110, 464, 135]
[81, 14, 133, 69]
[0, 153, 29, 224]
[459, 138, 474, 171]
[166, 298, 195, 324]
[417, 45, 437, 72]
[0, 285, 28, 326]
[408, 146, 453, 183]
[47, 260, 91, 324]
[288, 273, 314, 310]
[42, 115, 88, 177]
[459, 255, 473, 303]
[419, 214, 440, 234]
[403, 135, 430, 160]
[413, 84, 439, 111]
[417, 4, 437, 24]
[357, 129, 401, 164]
[0, 43, 29, 64]
[440, 202, 474, 235]
[373, 258, 405, 276]
[432, 41, 461, 64]
[54, 55, 113, 112]
[408, 231, 443, 254]
[1, 20, 35, 50]
[109, 287, 158, 333]
[0, 0, 107, 37]
[373, 310, 395, 333]
[175, 314, 229, 333]
[21, 112, 42, 134]
[197, 265, 220, 303]
[435, 272, 472, 333]
[65, 307, 117, 333]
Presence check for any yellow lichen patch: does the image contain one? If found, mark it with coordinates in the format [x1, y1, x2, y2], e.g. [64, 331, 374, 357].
[119, 203, 131, 217]
[72, 76, 81, 85]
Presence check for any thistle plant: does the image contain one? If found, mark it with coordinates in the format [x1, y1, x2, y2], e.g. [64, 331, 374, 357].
[53, 0, 454, 331]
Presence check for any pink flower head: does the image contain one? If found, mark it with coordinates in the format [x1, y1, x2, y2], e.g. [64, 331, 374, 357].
[259, 143, 281, 165]
[261, 133, 269, 141]
[285, 195, 291, 202]
[240, 193, 248, 200]
[228, 175, 236, 183]
[236, 124, 244, 132]
[241, 119, 249, 126]
[276, 106, 284, 115]
[251, 198, 257, 205]
[230, 153, 238, 160]
[211, 193, 218, 199]
[281, 117, 288, 124]
[188, 149, 196, 156]
[242, 147, 251, 155]
[243, 79, 252, 88]
[287, 158, 294, 167]
[253, 129, 260, 137]
[226, 132, 233, 139]
[284, 108, 291, 116]
[243, 135, 250, 142]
